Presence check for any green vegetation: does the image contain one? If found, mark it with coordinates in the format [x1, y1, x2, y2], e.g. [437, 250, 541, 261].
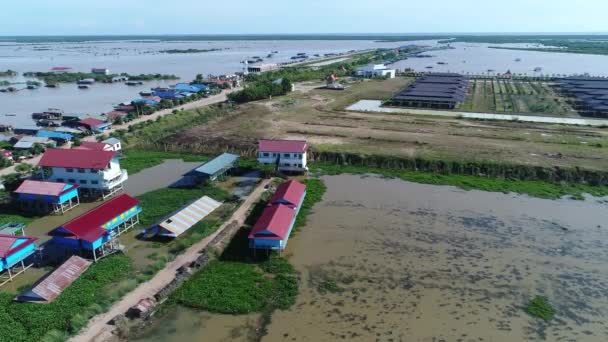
[228, 78, 293, 103]
[120, 149, 210, 174]
[172, 257, 298, 314]
[311, 162, 608, 200]
[294, 179, 327, 230]
[0, 70, 17, 77]
[525, 296, 556, 321]
[136, 185, 230, 227]
[0, 254, 132, 342]
[160, 48, 223, 54]
[22, 71, 178, 84]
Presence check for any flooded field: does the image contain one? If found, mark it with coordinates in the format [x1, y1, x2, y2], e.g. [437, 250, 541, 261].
[137, 174, 608, 341]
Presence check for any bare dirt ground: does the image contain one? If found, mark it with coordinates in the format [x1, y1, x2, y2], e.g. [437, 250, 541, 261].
[164, 78, 608, 171]
[70, 178, 270, 342]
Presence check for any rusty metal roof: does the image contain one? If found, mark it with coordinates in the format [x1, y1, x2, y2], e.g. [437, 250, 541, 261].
[158, 196, 222, 237]
[17, 255, 91, 303]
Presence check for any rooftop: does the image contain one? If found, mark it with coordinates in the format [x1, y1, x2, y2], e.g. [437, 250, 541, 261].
[193, 153, 240, 176]
[74, 141, 112, 151]
[0, 234, 37, 258]
[259, 139, 307, 153]
[15, 180, 78, 197]
[39, 148, 116, 169]
[79, 118, 106, 127]
[249, 204, 296, 240]
[270, 180, 306, 207]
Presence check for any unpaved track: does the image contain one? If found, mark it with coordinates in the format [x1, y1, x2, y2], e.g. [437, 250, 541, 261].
[70, 178, 270, 342]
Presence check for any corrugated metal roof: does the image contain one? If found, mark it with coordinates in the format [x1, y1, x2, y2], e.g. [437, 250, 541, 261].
[158, 196, 222, 237]
[15, 180, 77, 197]
[193, 153, 239, 176]
[37, 131, 73, 140]
[270, 180, 305, 207]
[18, 255, 91, 303]
[0, 234, 37, 258]
[259, 139, 307, 153]
[39, 148, 115, 169]
[74, 142, 112, 151]
[249, 204, 296, 240]
[49, 194, 139, 243]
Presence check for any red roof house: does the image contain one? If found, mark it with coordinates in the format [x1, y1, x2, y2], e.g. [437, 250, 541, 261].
[249, 204, 296, 241]
[270, 180, 306, 207]
[48, 194, 141, 249]
[259, 139, 307, 153]
[0, 235, 37, 259]
[15, 180, 78, 197]
[39, 148, 115, 169]
[79, 118, 108, 130]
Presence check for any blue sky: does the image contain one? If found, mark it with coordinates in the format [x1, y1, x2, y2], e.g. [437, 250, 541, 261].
[1, 0, 606, 35]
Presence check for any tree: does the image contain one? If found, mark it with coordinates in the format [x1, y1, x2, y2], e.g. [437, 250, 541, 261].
[256, 161, 276, 179]
[31, 143, 45, 155]
[281, 78, 293, 94]
[72, 136, 82, 146]
[1, 173, 22, 192]
[15, 163, 33, 175]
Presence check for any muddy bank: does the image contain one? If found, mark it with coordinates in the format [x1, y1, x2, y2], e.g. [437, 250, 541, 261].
[264, 175, 608, 341]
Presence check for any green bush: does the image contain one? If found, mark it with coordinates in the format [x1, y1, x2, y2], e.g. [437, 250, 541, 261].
[0, 254, 132, 342]
[525, 296, 556, 321]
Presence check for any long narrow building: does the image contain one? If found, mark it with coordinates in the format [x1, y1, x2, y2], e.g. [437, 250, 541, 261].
[387, 73, 469, 109]
[249, 180, 306, 252]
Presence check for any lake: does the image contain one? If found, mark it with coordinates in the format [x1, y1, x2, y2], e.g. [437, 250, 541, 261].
[133, 174, 608, 342]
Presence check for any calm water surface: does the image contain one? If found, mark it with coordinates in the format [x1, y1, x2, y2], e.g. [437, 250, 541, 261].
[135, 174, 608, 342]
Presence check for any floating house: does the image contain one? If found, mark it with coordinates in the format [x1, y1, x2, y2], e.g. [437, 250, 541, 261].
[132, 98, 160, 106]
[186, 153, 240, 183]
[17, 255, 91, 303]
[247, 63, 279, 73]
[13, 126, 41, 135]
[48, 194, 141, 261]
[38, 148, 128, 199]
[0, 234, 38, 286]
[387, 73, 468, 109]
[257, 139, 308, 173]
[249, 180, 306, 253]
[14, 180, 80, 214]
[79, 118, 111, 133]
[147, 196, 222, 238]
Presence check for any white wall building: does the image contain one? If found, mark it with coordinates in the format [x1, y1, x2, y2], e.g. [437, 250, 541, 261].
[356, 64, 396, 79]
[257, 139, 308, 173]
[102, 138, 122, 152]
[38, 149, 128, 198]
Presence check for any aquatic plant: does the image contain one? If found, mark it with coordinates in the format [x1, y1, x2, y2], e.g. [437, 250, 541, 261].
[525, 296, 556, 321]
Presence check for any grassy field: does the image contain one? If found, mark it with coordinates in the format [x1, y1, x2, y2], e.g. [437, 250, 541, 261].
[120, 149, 210, 175]
[0, 254, 133, 342]
[459, 79, 575, 116]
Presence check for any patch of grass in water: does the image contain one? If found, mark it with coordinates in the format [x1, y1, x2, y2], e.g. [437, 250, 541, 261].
[525, 296, 556, 321]
[311, 162, 608, 200]
[120, 149, 210, 175]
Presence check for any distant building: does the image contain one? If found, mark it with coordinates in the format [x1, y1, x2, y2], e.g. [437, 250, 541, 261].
[36, 130, 73, 144]
[187, 153, 240, 183]
[77, 78, 95, 85]
[102, 138, 122, 152]
[50, 67, 72, 74]
[258, 139, 308, 173]
[38, 148, 128, 199]
[74, 141, 113, 152]
[355, 64, 396, 79]
[247, 63, 279, 74]
[79, 118, 111, 133]
[13, 136, 55, 150]
[387, 73, 468, 109]
[91, 68, 110, 75]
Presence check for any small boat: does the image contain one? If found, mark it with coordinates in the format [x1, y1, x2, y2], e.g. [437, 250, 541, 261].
[6, 87, 17, 92]
[45, 83, 59, 88]
[425, 66, 434, 69]
[487, 69, 495, 73]
[4, 114, 16, 117]
[437, 61, 447, 65]
[534, 67, 542, 72]
[126, 81, 143, 86]
[272, 50, 279, 53]
[515, 58, 522, 62]
[78, 85, 90, 89]
[266, 53, 274, 58]
[27, 85, 39, 90]
[0, 89, 7, 93]
[314, 54, 320, 57]
[139, 91, 153, 96]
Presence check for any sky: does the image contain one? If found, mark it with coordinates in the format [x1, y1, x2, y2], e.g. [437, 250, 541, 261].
[1, 0, 607, 36]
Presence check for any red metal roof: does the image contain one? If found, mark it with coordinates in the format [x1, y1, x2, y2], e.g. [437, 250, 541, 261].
[74, 142, 112, 151]
[79, 118, 106, 128]
[0, 234, 37, 258]
[105, 111, 128, 121]
[270, 180, 306, 207]
[20, 255, 91, 303]
[50, 194, 140, 243]
[259, 139, 307, 153]
[39, 148, 115, 169]
[14, 180, 78, 197]
[249, 204, 296, 240]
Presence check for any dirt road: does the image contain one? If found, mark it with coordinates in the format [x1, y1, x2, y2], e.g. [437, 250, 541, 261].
[70, 178, 270, 342]
[0, 89, 237, 178]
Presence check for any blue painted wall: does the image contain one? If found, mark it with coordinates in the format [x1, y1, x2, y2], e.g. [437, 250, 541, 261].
[0, 241, 36, 271]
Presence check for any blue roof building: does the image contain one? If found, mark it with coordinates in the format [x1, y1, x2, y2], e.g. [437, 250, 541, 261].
[187, 153, 240, 182]
[37, 130, 73, 142]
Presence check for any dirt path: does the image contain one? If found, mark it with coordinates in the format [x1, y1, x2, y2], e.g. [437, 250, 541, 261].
[70, 178, 270, 342]
[0, 89, 237, 177]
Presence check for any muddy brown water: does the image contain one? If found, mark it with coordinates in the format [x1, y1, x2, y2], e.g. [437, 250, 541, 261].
[133, 174, 608, 342]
